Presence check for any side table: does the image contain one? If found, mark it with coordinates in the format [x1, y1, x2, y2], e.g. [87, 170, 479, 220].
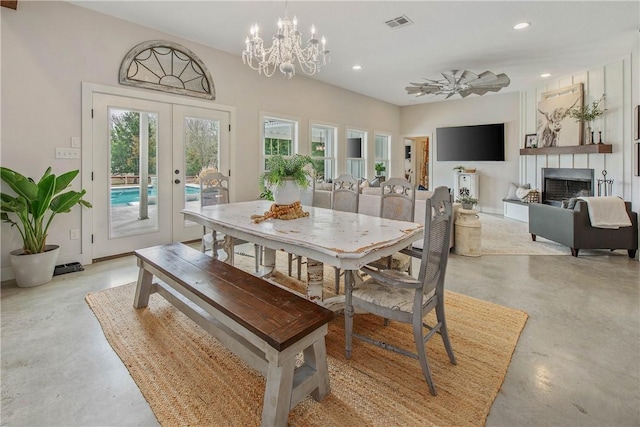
[454, 208, 481, 257]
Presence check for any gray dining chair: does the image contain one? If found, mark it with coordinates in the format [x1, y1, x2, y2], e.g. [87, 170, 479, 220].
[370, 177, 415, 272]
[345, 186, 456, 396]
[330, 174, 359, 293]
[200, 171, 259, 272]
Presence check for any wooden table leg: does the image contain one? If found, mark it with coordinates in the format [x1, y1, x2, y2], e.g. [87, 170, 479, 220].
[307, 258, 324, 302]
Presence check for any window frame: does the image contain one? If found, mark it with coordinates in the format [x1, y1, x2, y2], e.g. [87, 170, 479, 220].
[309, 120, 338, 181]
[373, 131, 391, 178]
[260, 111, 300, 172]
[345, 126, 368, 180]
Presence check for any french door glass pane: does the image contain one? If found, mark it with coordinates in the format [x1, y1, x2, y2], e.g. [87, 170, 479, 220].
[183, 116, 220, 225]
[109, 108, 159, 238]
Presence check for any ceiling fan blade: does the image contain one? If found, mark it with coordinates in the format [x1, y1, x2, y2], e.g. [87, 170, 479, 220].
[467, 87, 489, 96]
[457, 70, 478, 85]
[441, 71, 457, 86]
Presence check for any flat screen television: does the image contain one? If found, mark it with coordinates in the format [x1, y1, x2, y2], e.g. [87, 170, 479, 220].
[436, 123, 505, 161]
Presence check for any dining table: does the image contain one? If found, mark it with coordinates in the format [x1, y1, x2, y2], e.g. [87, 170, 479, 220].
[181, 200, 424, 310]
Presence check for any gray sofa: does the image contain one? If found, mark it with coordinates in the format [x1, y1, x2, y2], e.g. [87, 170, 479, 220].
[528, 200, 638, 257]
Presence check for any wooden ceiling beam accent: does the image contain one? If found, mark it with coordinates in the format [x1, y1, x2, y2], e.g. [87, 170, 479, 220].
[1, 1, 18, 10]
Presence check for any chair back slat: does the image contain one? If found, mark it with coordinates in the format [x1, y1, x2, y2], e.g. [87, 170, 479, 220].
[200, 172, 229, 206]
[332, 174, 359, 213]
[380, 178, 415, 222]
[418, 186, 453, 296]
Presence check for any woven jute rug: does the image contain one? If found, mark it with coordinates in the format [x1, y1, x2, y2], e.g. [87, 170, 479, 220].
[86, 257, 527, 426]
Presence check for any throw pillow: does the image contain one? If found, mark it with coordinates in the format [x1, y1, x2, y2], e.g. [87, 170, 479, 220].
[369, 178, 380, 187]
[505, 182, 530, 201]
[418, 185, 427, 191]
[359, 179, 370, 190]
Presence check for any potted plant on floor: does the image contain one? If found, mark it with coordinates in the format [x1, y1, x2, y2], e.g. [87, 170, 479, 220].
[1, 167, 92, 287]
[455, 195, 478, 210]
[259, 154, 313, 205]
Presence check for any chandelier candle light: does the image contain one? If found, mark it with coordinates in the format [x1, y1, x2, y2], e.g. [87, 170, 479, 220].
[242, 9, 329, 79]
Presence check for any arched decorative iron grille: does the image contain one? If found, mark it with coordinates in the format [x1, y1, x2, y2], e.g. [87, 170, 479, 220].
[119, 40, 215, 100]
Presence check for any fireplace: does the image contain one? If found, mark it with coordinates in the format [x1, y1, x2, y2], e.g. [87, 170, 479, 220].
[541, 168, 594, 206]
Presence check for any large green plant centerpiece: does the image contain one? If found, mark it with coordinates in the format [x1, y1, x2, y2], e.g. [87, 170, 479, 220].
[1, 167, 92, 254]
[259, 154, 313, 193]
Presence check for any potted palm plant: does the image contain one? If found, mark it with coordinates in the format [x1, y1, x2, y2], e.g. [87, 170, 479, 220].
[1, 167, 92, 287]
[374, 162, 386, 177]
[259, 155, 313, 205]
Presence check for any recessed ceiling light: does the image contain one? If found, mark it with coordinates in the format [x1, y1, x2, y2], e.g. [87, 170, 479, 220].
[540, 73, 551, 78]
[352, 65, 362, 71]
[513, 22, 530, 30]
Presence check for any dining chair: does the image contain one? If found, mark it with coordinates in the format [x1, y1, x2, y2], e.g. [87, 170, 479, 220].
[371, 177, 416, 272]
[200, 171, 259, 272]
[345, 186, 456, 396]
[330, 174, 359, 293]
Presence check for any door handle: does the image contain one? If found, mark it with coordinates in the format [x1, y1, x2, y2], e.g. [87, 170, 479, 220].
[174, 179, 181, 184]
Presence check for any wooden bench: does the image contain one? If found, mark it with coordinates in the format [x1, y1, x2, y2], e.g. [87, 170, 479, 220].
[133, 243, 334, 427]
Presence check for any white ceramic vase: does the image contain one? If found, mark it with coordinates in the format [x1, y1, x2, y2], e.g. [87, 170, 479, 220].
[9, 245, 60, 287]
[272, 179, 300, 205]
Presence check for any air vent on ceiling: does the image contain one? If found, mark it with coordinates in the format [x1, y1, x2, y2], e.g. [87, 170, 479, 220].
[384, 15, 413, 29]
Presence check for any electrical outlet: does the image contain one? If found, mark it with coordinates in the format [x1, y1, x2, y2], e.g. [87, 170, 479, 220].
[71, 137, 81, 148]
[55, 147, 80, 159]
[70, 229, 80, 240]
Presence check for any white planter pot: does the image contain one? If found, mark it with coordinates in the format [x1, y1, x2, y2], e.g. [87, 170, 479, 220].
[9, 245, 60, 288]
[272, 179, 300, 205]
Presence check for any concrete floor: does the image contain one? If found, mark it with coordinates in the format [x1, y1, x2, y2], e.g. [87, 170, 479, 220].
[1, 246, 639, 426]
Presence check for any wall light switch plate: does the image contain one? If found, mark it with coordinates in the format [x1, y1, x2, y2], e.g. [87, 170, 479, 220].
[71, 137, 81, 148]
[55, 147, 80, 159]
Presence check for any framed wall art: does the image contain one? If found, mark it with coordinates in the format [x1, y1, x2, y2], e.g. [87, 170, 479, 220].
[635, 143, 640, 177]
[537, 83, 583, 147]
[524, 133, 538, 148]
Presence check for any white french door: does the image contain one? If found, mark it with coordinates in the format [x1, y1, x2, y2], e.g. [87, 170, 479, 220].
[172, 105, 230, 235]
[91, 93, 230, 259]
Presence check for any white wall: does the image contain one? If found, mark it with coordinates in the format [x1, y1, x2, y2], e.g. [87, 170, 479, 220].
[0, 1, 400, 275]
[400, 92, 521, 214]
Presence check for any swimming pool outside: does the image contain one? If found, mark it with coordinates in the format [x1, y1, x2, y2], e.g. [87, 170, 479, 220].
[111, 185, 200, 206]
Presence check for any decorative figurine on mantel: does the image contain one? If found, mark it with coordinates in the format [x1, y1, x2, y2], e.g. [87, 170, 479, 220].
[568, 94, 607, 145]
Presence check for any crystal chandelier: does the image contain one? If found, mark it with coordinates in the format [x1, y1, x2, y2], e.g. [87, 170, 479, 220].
[242, 8, 330, 79]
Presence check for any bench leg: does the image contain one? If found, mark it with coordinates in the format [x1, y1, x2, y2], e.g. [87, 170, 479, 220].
[303, 338, 331, 401]
[133, 266, 153, 308]
[262, 355, 296, 427]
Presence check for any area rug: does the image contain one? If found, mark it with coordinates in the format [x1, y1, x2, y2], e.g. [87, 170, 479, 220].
[86, 265, 528, 426]
[478, 213, 571, 255]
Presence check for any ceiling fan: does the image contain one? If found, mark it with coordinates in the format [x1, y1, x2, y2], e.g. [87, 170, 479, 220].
[406, 70, 510, 99]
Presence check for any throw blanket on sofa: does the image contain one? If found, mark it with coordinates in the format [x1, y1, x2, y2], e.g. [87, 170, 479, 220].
[577, 196, 632, 229]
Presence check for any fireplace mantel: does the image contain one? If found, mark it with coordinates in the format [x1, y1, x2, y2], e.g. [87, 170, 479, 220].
[520, 144, 612, 155]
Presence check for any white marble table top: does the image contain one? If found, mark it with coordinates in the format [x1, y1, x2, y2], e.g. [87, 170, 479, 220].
[182, 200, 424, 271]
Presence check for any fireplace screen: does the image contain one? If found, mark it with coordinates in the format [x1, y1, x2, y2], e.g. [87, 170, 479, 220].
[541, 168, 594, 204]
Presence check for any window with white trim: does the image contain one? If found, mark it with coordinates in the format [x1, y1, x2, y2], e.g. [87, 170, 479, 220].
[262, 116, 298, 169]
[346, 129, 366, 179]
[310, 124, 336, 181]
[374, 133, 390, 178]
